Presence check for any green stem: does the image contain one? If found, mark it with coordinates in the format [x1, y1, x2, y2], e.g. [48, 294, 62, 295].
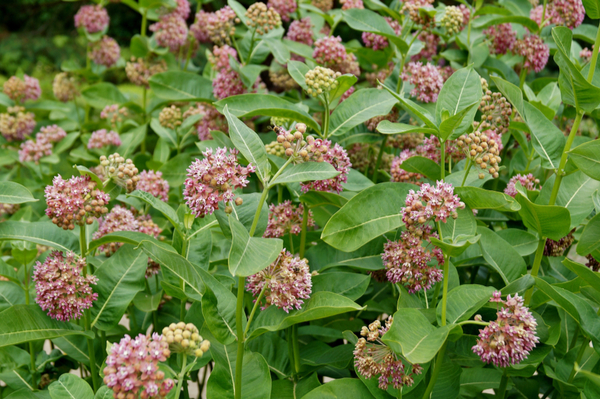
[24, 267, 37, 390]
[289, 231, 295, 255]
[457, 320, 490, 327]
[249, 186, 270, 237]
[183, 37, 193, 71]
[524, 238, 546, 306]
[497, 371, 509, 398]
[175, 354, 188, 398]
[80, 225, 98, 392]
[519, 68, 527, 90]
[322, 97, 330, 138]
[431, 280, 441, 308]
[372, 135, 388, 183]
[292, 324, 301, 374]
[568, 341, 588, 383]
[421, 342, 447, 399]
[100, 330, 107, 360]
[440, 140, 446, 179]
[460, 159, 472, 187]
[588, 24, 600, 82]
[548, 111, 583, 206]
[141, 9, 148, 37]
[245, 29, 257, 66]
[74, 100, 84, 132]
[243, 285, 267, 337]
[234, 277, 245, 399]
[299, 203, 309, 259]
[287, 327, 296, 376]
[440, 256, 450, 325]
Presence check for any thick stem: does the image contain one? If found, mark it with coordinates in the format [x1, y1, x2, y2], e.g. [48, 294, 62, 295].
[587, 23, 600, 82]
[421, 342, 447, 399]
[461, 159, 472, 187]
[497, 371, 509, 398]
[141, 9, 148, 37]
[322, 99, 330, 138]
[249, 186, 270, 237]
[440, 140, 446, 179]
[234, 277, 245, 399]
[524, 238, 546, 306]
[292, 324, 301, 374]
[243, 285, 267, 337]
[372, 135, 388, 183]
[548, 111, 583, 205]
[299, 204, 309, 258]
[175, 354, 188, 398]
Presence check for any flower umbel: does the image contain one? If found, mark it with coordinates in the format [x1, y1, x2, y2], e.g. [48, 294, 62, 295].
[137, 170, 170, 202]
[99, 153, 140, 192]
[264, 201, 315, 238]
[161, 322, 211, 357]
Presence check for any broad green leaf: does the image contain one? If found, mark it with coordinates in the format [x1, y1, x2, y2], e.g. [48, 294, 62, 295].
[397, 155, 442, 181]
[303, 378, 373, 399]
[454, 187, 520, 212]
[477, 226, 527, 284]
[228, 216, 282, 277]
[471, 15, 539, 32]
[201, 283, 239, 345]
[482, 58, 520, 87]
[287, 60, 310, 90]
[128, 190, 183, 233]
[312, 272, 370, 301]
[223, 105, 271, 184]
[569, 139, 600, 181]
[435, 67, 482, 136]
[491, 76, 524, 117]
[81, 82, 126, 109]
[438, 102, 479, 141]
[90, 245, 147, 330]
[150, 118, 177, 148]
[48, 374, 93, 399]
[263, 38, 290, 64]
[563, 258, 600, 293]
[496, 229, 539, 257]
[0, 222, 79, 252]
[270, 162, 340, 186]
[74, 165, 103, 187]
[582, 0, 600, 18]
[215, 192, 268, 238]
[95, 386, 113, 399]
[0, 282, 25, 312]
[459, 367, 503, 398]
[117, 124, 147, 158]
[329, 88, 397, 137]
[515, 193, 571, 240]
[431, 359, 462, 399]
[322, 183, 417, 252]
[383, 308, 453, 364]
[550, 171, 600, 228]
[88, 230, 158, 252]
[380, 84, 438, 130]
[524, 102, 565, 170]
[329, 74, 358, 102]
[430, 235, 480, 257]
[577, 212, 600, 255]
[305, 237, 384, 272]
[437, 285, 495, 325]
[440, 207, 477, 241]
[248, 292, 364, 339]
[52, 336, 101, 370]
[342, 9, 408, 53]
[214, 94, 320, 133]
[158, 152, 192, 187]
[0, 182, 38, 204]
[0, 305, 92, 347]
[149, 71, 214, 101]
[376, 120, 438, 135]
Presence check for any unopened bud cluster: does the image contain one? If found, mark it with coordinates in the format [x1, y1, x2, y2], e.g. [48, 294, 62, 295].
[126, 57, 168, 88]
[159, 105, 183, 129]
[52, 73, 79, 102]
[440, 6, 464, 35]
[246, 3, 282, 35]
[99, 153, 140, 192]
[274, 123, 308, 159]
[0, 106, 36, 141]
[305, 66, 340, 97]
[476, 84, 512, 135]
[161, 322, 211, 357]
[544, 230, 575, 257]
[456, 130, 501, 179]
[101, 104, 129, 128]
[3, 75, 41, 103]
[266, 140, 286, 157]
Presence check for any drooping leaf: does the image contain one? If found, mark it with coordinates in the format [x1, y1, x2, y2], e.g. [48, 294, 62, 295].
[149, 71, 214, 101]
[0, 182, 38, 204]
[398, 156, 442, 181]
[515, 193, 571, 240]
[376, 121, 438, 135]
[0, 222, 79, 253]
[437, 285, 496, 325]
[342, 8, 408, 53]
[569, 139, 600, 181]
[48, 374, 94, 399]
[380, 84, 438, 130]
[477, 226, 527, 284]
[302, 378, 374, 399]
[128, 190, 184, 234]
[228, 216, 282, 277]
[455, 187, 520, 212]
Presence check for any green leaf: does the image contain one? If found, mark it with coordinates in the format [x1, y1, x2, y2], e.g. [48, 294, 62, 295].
[74, 165, 103, 188]
[471, 15, 539, 32]
[477, 226, 527, 284]
[81, 83, 126, 109]
[128, 190, 183, 234]
[95, 386, 113, 399]
[117, 124, 147, 158]
[201, 282, 240, 345]
[454, 187, 520, 212]
[582, 0, 600, 18]
[459, 368, 503, 397]
[287, 60, 310, 90]
[430, 235, 480, 257]
[223, 105, 271, 184]
[329, 74, 358, 102]
[438, 102, 479, 141]
[49, 374, 93, 399]
[491, 76, 524, 117]
[149, 71, 214, 101]
[312, 272, 370, 301]
[0, 305, 93, 347]
[397, 156, 442, 181]
[342, 9, 408, 53]
[149, 118, 177, 148]
[437, 285, 495, 325]
[380, 84, 438, 130]
[228, 216, 282, 277]
[383, 308, 453, 364]
[322, 183, 417, 252]
[158, 152, 192, 187]
[515, 193, 571, 240]
[270, 162, 340, 186]
[0, 182, 38, 204]
[0, 282, 25, 312]
[562, 258, 600, 293]
[303, 378, 374, 399]
[435, 67, 482, 137]
[375, 121, 438, 135]
[248, 292, 364, 339]
[263, 38, 291, 64]
[88, 231, 156, 252]
[552, 171, 600, 228]
[431, 358, 462, 399]
[496, 229, 539, 257]
[0, 222, 79, 253]
[569, 139, 600, 181]
[329, 88, 398, 137]
[576, 212, 600, 255]
[214, 94, 320, 133]
[90, 245, 147, 330]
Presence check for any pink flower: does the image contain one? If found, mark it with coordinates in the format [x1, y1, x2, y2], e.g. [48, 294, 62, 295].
[183, 147, 255, 217]
[33, 251, 98, 322]
[19, 137, 52, 163]
[402, 181, 465, 228]
[340, 86, 355, 103]
[504, 174, 542, 197]
[484, 23, 516, 55]
[137, 170, 170, 202]
[103, 333, 174, 399]
[340, 0, 364, 9]
[246, 249, 312, 312]
[168, 0, 191, 20]
[125, 58, 168, 88]
[362, 18, 401, 50]
[472, 294, 539, 367]
[101, 105, 129, 128]
[74, 5, 109, 33]
[38, 125, 67, 143]
[553, 0, 585, 29]
[190, 10, 212, 43]
[212, 68, 245, 100]
[401, 62, 443, 103]
[267, 0, 297, 22]
[44, 175, 110, 230]
[411, 31, 439, 61]
[208, 45, 237, 70]
[53, 73, 79, 102]
[390, 149, 424, 185]
[88, 129, 122, 149]
[3, 75, 41, 103]
[150, 15, 188, 53]
[581, 47, 593, 62]
[93, 205, 139, 256]
[183, 103, 227, 141]
[286, 18, 314, 46]
[0, 106, 36, 141]
[89, 36, 121, 68]
[264, 201, 315, 238]
[313, 36, 361, 76]
[514, 34, 549, 73]
[300, 138, 351, 194]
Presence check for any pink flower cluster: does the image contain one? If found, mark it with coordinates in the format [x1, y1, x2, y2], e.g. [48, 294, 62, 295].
[472, 293, 539, 367]
[184, 147, 255, 217]
[103, 333, 174, 399]
[19, 136, 52, 163]
[530, 0, 584, 29]
[0, 106, 36, 141]
[246, 249, 312, 312]
[313, 36, 360, 76]
[183, 103, 227, 141]
[267, 0, 297, 22]
[581, 47, 593, 62]
[402, 181, 465, 229]
[168, 0, 191, 20]
[362, 17, 401, 50]
[504, 173, 542, 198]
[286, 18, 314, 46]
[300, 138, 351, 194]
[390, 149, 425, 185]
[340, 0, 364, 9]
[382, 230, 444, 293]
[74, 5, 109, 33]
[354, 318, 423, 390]
[401, 62, 443, 103]
[3, 75, 41, 103]
[264, 201, 315, 238]
[137, 170, 170, 202]
[150, 14, 188, 53]
[38, 125, 67, 143]
[88, 129, 122, 149]
[89, 36, 121, 68]
[209, 45, 237, 70]
[190, 6, 238, 44]
[484, 24, 516, 55]
[45, 175, 110, 230]
[514, 34, 549, 73]
[94, 205, 140, 255]
[411, 31, 439, 61]
[33, 251, 98, 322]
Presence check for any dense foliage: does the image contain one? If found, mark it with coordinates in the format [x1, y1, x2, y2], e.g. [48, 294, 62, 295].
[1, 0, 600, 398]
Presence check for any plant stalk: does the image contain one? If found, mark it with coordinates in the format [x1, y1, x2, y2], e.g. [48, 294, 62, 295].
[524, 238, 546, 306]
[234, 276, 245, 399]
[548, 111, 583, 205]
[440, 140, 446, 179]
[461, 159, 472, 187]
[587, 23, 600, 82]
[372, 135, 388, 183]
[322, 98, 330, 138]
[568, 341, 588, 383]
[141, 9, 148, 37]
[299, 204, 309, 258]
[175, 354, 188, 398]
[497, 371, 509, 398]
[80, 225, 99, 392]
[243, 285, 267, 337]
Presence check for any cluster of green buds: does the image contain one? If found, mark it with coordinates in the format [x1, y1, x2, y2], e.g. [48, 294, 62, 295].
[456, 130, 501, 179]
[161, 322, 211, 357]
[266, 140, 286, 157]
[245, 3, 282, 35]
[440, 6, 464, 36]
[270, 116, 293, 128]
[305, 66, 341, 97]
[274, 123, 316, 160]
[475, 80, 512, 135]
[99, 153, 140, 192]
[159, 105, 183, 129]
